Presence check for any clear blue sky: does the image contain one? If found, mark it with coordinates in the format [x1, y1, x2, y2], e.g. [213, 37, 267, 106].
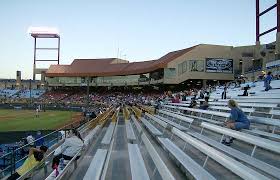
[0, 0, 277, 79]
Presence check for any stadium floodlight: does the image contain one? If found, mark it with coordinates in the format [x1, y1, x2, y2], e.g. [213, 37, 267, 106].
[28, 26, 60, 38]
[29, 26, 60, 80]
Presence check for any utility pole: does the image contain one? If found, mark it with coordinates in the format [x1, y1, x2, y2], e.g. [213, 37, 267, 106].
[29, 79, 32, 105]
[86, 77, 90, 110]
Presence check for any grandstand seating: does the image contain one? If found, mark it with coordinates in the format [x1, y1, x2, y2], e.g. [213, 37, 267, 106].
[5, 80, 280, 180]
[0, 89, 19, 97]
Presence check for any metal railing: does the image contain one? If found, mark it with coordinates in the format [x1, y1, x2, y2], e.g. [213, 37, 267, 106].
[0, 117, 86, 178]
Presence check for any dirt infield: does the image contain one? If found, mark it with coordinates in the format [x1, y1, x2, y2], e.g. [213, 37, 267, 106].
[0, 115, 14, 121]
[55, 112, 83, 129]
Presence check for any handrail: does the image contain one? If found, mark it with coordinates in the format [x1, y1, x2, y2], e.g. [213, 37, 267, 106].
[132, 106, 142, 119]
[18, 139, 65, 180]
[54, 148, 82, 180]
[0, 110, 88, 177]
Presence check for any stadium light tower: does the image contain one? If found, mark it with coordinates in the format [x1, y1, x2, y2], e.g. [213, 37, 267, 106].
[256, 0, 280, 57]
[28, 27, 60, 80]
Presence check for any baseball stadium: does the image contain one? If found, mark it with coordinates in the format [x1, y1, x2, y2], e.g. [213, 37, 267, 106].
[0, 1, 280, 180]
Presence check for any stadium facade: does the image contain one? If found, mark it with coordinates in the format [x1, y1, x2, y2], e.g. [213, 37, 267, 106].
[44, 42, 278, 88]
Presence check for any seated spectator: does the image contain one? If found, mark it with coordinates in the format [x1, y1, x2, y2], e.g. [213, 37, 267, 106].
[52, 129, 84, 170]
[7, 146, 48, 180]
[238, 85, 250, 96]
[242, 85, 250, 96]
[35, 131, 44, 148]
[171, 94, 180, 103]
[222, 100, 250, 146]
[199, 97, 209, 110]
[188, 98, 197, 108]
[26, 133, 35, 147]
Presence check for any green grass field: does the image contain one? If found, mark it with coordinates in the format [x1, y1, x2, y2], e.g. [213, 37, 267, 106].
[0, 109, 81, 132]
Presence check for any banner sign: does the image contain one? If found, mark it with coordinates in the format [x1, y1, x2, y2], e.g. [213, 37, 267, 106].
[189, 60, 204, 72]
[206, 58, 233, 73]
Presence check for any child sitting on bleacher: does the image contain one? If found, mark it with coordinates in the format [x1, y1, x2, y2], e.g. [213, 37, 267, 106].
[222, 100, 250, 146]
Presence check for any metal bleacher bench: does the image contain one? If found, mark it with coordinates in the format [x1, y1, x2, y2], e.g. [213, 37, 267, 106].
[126, 120, 136, 143]
[128, 143, 150, 180]
[208, 102, 278, 109]
[145, 113, 168, 129]
[167, 102, 190, 107]
[164, 105, 230, 119]
[209, 106, 255, 114]
[154, 115, 188, 131]
[101, 122, 116, 145]
[158, 109, 193, 126]
[162, 108, 222, 125]
[158, 137, 216, 180]
[172, 128, 270, 180]
[141, 117, 163, 136]
[188, 131, 280, 179]
[83, 149, 108, 180]
[249, 116, 280, 133]
[200, 122, 280, 156]
[269, 109, 280, 116]
[132, 115, 176, 180]
[218, 98, 280, 104]
[131, 115, 143, 133]
[242, 129, 280, 140]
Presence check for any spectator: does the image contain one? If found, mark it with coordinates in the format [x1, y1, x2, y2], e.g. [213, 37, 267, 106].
[199, 89, 205, 99]
[221, 86, 227, 99]
[222, 100, 250, 146]
[7, 146, 48, 180]
[35, 108, 39, 118]
[188, 98, 197, 108]
[26, 134, 35, 147]
[264, 71, 272, 91]
[171, 94, 180, 103]
[52, 129, 84, 169]
[238, 85, 250, 96]
[243, 85, 250, 96]
[35, 131, 44, 148]
[199, 97, 209, 110]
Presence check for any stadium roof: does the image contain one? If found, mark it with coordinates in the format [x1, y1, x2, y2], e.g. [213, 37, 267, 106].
[46, 45, 197, 77]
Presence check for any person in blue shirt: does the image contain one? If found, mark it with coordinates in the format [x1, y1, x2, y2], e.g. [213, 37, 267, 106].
[35, 131, 44, 148]
[222, 100, 250, 146]
[264, 71, 272, 91]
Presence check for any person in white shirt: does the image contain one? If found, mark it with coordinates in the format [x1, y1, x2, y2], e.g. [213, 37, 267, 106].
[26, 134, 35, 146]
[35, 108, 39, 118]
[52, 129, 84, 169]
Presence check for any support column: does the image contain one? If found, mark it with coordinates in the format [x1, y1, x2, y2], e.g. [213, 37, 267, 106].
[276, 0, 280, 59]
[41, 71, 46, 82]
[33, 64, 36, 81]
[202, 80, 207, 88]
[33, 38, 37, 80]
[276, 32, 280, 59]
[277, 0, 280, 33]
[256, 0, 260, 43]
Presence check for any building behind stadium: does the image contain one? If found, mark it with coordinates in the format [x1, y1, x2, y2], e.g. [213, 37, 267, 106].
[0, 42, 278, 90]
[43, 42, 278, 89]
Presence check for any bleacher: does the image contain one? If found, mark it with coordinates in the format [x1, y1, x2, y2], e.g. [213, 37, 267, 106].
[15, 89, 45, 98]
[7, 80, 280, 180]
[0, 89, 19, 97]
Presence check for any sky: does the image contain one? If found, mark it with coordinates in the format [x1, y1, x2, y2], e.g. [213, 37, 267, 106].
[0, 0, 277, 79]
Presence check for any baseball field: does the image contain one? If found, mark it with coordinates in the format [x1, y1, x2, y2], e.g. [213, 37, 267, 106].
[0, 109, 81, 132]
